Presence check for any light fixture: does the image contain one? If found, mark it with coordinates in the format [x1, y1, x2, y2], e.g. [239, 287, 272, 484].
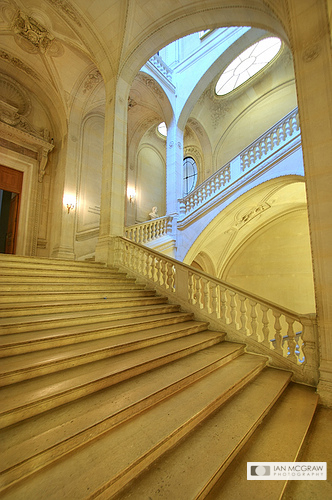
[127, 186, 136, 203]
[63, 193, 76, 214]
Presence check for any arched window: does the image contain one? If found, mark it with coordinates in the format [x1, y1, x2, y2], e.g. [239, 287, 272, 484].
[157, 122, 167, 137]
[183, 156, 197, 196]
[215, 37, 282, 96]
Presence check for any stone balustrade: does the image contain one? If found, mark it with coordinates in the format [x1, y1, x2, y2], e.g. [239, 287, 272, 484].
[125, 216, 174, 244]
[179, 107, 300, 218]
[114, 237, 318, 386]
[149, 54, 173, 81]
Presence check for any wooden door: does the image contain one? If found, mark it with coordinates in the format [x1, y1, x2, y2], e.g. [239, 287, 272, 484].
[5, 193, 19, 254]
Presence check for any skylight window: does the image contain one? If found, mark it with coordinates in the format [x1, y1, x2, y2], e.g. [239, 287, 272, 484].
[157, 122, 167, 137]
[215, 37, 282, 96]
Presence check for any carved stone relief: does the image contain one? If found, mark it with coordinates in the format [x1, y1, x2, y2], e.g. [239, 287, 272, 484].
[138, 74, 164, 100]
[12, 11, 54, 53]
[0, 49, 39, 79]
[83, 69, 103, 94]
[46, 0, 82, 27]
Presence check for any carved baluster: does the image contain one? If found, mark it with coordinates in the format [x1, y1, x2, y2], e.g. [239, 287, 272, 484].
[285, 318, 298, 362]
[229, 291, 237, 328]
[188, 272, 194, 304]
[249, 300, 258, 341]
[266, 133, 272, 151]
[160, 259, 166, 287]
[211, 282, 219, 317]
[249, 147, 255, 166]
[260, 305, 270, 346]
[219, 286, 227, 322]
[179, 199, 185, 215]
[195, 275, 201, 308]
[285, 117, 291, 138]
[271, 129, 278, 148]
[238, 294, 248, 334]
[206, 182, 211, 199]
[193, 192, 198, 210]
[210, 177, 215, 195]
[254, 143, 260, 161]
[272, 311, 283, 356]
[203, 279, 210, 312]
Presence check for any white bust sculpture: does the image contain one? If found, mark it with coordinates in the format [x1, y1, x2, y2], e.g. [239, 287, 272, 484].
[149, 206, 158, 219]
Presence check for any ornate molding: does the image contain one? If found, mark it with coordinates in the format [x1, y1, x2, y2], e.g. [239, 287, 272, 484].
[46, 0, 82, 27]
[0, 49, 39, 79]
[234, 202, 271, 229]
[138, 74, 164, 100]
[83, 69, 103, 94]
[12, 11, 54, 54]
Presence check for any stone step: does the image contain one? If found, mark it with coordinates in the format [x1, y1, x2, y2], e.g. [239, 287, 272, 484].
[0, 342, 243, 493]
[0, 303, 182, 334]
[0, 312, 197, 356]
[0, 330, 225, 429]
[0, 281, 146, 292]
[0, 267, 124, 278]
[0, 289, 157, 303]
[0, 254, 110, 271]
[113, 368, 292, 500]
[0, 295, 168, 318]
[0, 321, 213, 386]
[0, 354, 270, 500]
[205, 383, 318, 500]
[0, 275, 135, 284]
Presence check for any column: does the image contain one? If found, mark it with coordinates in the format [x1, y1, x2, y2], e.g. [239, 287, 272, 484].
[95, 76, 130, 265]
[286, 0, 332, 405]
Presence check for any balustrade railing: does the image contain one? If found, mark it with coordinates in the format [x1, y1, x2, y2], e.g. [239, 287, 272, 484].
[179, 107, 300, 218]
[125, 216, 174, 244]
[114, 237, 318, 386]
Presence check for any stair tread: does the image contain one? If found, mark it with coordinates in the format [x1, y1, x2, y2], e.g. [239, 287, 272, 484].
[0, 296, 167, 318]
[0, 320, 210, 375]
[1, 343, 244, 477]
[114, 368, 292, 500]
[0, 330, 225, 417]
[1, 353, 269, 500]
[205, 383, 318, 500]
[0, 312, 194, 348]
[0, 303, 180, 327]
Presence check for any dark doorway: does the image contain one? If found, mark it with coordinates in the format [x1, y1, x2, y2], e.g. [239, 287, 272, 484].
[0, 166, 23, 254]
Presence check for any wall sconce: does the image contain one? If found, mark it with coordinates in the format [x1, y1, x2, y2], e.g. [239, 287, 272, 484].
[127, 187, 136, 204]
[63, 194, 76, 214]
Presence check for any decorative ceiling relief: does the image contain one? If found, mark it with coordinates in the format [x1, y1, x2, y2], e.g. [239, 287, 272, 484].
[0, 74, 51, 141]
[46, 0, 82, 27]
[83, 69, 103, 94]
[12, 11, 54, 53]
[0, 49, 39, 79]
[138, 75, 164, 100]
[234, 202, 271, 229]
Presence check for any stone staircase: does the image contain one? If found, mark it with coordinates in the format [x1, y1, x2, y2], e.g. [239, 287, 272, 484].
[0, 255, 318, 499]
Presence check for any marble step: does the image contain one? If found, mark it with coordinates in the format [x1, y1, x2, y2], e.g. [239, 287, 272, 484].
[0, 312, 196, 356]
[0, 295, 168, 318]
[0, 330, 225, 429]
[0, 275, 136, 284]
[0, 267, 124, 277]
[0, 342, 243, 493]
[0, 303, 182, 334]
[0, 281, 146, 292]
[0, 320, 213, 386]
[0, 353, 270, 500]
[0, 254, 110, 271]
[205, 383, 318, 500]
[114, 368, 292, 500]
[0, 289, 157, 304]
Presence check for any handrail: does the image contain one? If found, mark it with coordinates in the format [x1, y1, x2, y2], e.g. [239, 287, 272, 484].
[179, 107, 301, 218]
[113, 237, 318, 386]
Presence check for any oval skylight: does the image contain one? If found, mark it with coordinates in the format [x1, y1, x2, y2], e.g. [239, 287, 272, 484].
[216, 37, 282, 96]
[157, 122, 167, 137]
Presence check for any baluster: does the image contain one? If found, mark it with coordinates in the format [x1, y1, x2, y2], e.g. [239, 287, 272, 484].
[195, 274, 201, 308]
[155, 257, 161, 284]
[238, 294, 248, 334]
[190, 195, 195, 211]
[249, 300, 258, 341]
[225, 165, 231, 183]
[201, 185, 207, 203]
[260, 305, 270, 346]
[271, 129, 278, 148]
[166, 261, 174, 290]
[229, 291, 238, 328]
[210, 177, 215, 195]
[285, 117, 291, 138]
[193, 192, 198, 210]
[160, 259, 166, 287]
[219, 285, 227, 322]
[211, 282, 219, 317]
[206, 182, 211, 199]
[188, 272, 194, 304]
[254, 143, 260, 161]
[203, 279, 210, 312]
[272, 311, 283, 356]
[266, 133, 272, 151]
[197, 188, 203, 205]
[285, 318, 298, 362]
[249, 147, 255, 166]
[215, 173, 220, 191]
